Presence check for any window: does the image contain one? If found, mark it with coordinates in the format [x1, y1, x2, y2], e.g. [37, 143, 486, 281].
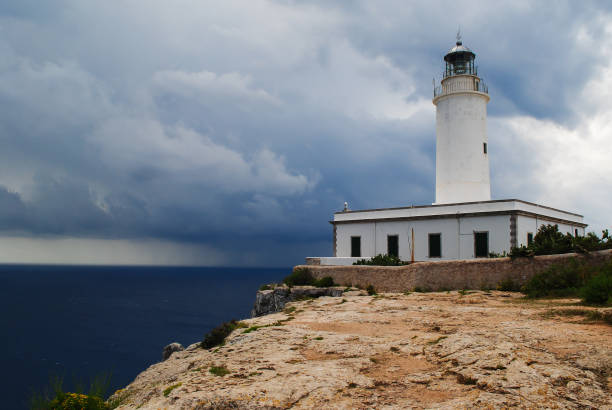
[575, 228, 579, 237]
[429, 233, 441, 258]
[527, 232, 533, 246]
[483, 142, 487, 154]
[387, 235, 399, 257]
[474, 232, 489, 258]
[351, 236, 361, 257]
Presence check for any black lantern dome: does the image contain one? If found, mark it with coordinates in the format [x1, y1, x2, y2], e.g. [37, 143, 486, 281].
[443, 36, 477, 78]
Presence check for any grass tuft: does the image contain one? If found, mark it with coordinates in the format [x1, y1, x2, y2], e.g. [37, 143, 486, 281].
[209, 366, 231, 377]
[162, 382, 182, 397]
[456, 374, 477, 385]
[542, 308, 612, 325]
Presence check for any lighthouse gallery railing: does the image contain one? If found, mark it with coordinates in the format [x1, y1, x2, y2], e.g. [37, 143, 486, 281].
[433, 76, 488, 98]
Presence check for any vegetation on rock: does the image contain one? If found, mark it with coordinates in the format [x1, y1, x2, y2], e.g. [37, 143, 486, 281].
[496, 278, 520, 292]
[282, 268, 335, 288]
[581, 267, 612, 305]
[510, 225, 612, 258]
[201, 320, 248, 349]
[162, 383, 182, 397]
[353, 254, 404, 266]
[523, 258, 612, 305]
[31, 375, 111, 410]
[314, 276, 335, 288]
[283, 267, 315, 286]
[542, 308, 612, 325]
[209, 366, 231, 377]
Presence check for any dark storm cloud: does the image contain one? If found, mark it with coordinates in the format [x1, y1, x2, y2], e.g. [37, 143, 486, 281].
[0, 0, 610, 265]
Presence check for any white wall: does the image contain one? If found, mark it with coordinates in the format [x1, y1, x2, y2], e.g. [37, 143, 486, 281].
[458, 215, 510, 258]
[335, 214, 511, 261]
[335, 222, 376, 259]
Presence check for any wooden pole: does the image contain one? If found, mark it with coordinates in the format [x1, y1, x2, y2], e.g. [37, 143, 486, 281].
[411, 228, 415, 263]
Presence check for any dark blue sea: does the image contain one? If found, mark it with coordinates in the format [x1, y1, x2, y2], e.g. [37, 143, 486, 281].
[0, 265, 288, 410]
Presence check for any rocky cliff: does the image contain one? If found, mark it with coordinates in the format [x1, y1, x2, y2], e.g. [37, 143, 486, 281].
[251, 285, 344, 316]
[110, 291, 612, 409]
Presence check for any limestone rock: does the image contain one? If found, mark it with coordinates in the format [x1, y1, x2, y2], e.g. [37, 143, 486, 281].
[111, 292, 612, 409]
[162, 342, 184, 361]
[251, 285, 343, 316]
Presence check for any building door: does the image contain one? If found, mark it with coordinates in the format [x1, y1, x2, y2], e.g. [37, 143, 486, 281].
[474, 231, 489, 258]
[351, 236, 361, 257]
[387, 235, 399, 257]
[428, 233, 441, 258]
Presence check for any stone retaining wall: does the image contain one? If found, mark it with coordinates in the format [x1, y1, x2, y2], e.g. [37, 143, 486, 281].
[294, 250, 612, 292]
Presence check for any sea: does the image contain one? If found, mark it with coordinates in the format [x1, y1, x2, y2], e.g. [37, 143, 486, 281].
[0, 264, 288, 410]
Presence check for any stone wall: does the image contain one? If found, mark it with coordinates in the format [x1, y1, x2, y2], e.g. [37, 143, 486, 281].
[295, 250, 612, 292]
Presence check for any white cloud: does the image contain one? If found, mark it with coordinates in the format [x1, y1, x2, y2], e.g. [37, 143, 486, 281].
[153, 70, 280, 105]
[89, 118, 313, 196]
[490, 22, 612, 234]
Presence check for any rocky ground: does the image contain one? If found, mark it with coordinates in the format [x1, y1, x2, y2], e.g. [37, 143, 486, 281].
[111, 290, 612, 409]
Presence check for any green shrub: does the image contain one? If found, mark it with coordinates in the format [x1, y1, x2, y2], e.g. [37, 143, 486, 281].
[497, 278, 520, 292]
[314, 276, 335, 287]
[259, 284, 272, 291]
[31, 375, 111, 410]
[523, 259, 586, 298]
[283, 268, 315, 287]
[510, 225, 612, 258]
[354, 254, 403, 266]
[523, 258, 612, 301]
[509, 245, 535, 258]
[366, 284, 377, 295]
[531, 224, 573, 255]
[488, 251, 507, 258]
[282, 269, 335, 288]
[201, 320, 247, 349]
[413, 286, 431, 293]
[581, 268, 612, 305]
[47, 393, 109, 410]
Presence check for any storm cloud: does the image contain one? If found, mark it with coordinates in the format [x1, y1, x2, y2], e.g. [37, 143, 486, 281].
[0, 0, 610, 265]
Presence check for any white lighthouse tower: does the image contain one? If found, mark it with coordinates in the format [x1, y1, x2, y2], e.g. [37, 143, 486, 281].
[433, 34, 491, 204]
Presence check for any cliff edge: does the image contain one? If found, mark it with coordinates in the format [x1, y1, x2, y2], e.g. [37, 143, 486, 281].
[111, 291, 612, 409]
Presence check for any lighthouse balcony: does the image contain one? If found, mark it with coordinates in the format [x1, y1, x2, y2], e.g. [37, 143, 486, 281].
[434, 75, 488, 98]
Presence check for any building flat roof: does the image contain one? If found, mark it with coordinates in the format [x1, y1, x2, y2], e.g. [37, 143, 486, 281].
[333, 199, 585, 227]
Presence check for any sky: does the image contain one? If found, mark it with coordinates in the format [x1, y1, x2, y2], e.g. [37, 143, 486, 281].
[0, 0, 611, 266]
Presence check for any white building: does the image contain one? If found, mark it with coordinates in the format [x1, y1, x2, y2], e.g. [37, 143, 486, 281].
[309, 36, 586, 266]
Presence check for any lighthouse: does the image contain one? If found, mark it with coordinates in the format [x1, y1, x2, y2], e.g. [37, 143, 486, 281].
[310, 34, 586, 265]
[433, 34, 490, 204]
